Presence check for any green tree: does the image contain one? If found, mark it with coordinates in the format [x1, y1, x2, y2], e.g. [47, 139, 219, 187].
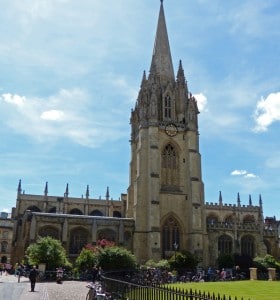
[75, 248, 98, 271]
[26, 236, 71, 270]
[98, 247, 137, 271]
[253, 255, 280, 271]
[169, 250, 199, 271]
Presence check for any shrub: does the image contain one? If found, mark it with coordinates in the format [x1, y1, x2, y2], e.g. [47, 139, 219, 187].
[169, 250, 199, 271]
[98, 247, 137, 271]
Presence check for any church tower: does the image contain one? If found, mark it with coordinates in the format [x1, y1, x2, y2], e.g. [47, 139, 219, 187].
[127, 1, 206, 264]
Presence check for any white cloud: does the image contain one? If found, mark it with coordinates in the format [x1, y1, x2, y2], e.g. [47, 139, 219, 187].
[2, 93, 26, 106]
[0, 88, 125, 148]
[231, 170, 247, 176]
[194, 93, 207, 112]
[244, 173, 257, 178]
[231, 169, 258, 179]
[41, 110, 64, 121]
[253, 92, 280, 132]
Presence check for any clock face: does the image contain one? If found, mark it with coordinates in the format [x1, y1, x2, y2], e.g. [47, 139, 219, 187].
[165, 123, 178, 137]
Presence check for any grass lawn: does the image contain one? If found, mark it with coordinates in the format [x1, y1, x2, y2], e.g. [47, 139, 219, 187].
[169, 280, 280, 300]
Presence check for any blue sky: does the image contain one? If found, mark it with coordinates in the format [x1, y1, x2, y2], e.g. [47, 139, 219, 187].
[0, 0, 280, 218]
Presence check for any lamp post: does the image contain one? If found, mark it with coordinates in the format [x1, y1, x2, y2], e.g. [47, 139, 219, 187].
[173, 242, 178, 260]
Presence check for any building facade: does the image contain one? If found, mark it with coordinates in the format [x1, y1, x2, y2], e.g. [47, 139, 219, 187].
[11, 1, 279, 267]
[0, 212, 14, 265]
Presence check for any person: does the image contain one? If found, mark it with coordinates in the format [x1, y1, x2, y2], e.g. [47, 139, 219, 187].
[220, 268, 226, 281]
[29, 266, 38, 292]
[56, 267, 63, 284]
[17, 264, 23, 283]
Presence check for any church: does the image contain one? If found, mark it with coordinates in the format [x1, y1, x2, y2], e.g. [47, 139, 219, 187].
[11, 1, 279, 267]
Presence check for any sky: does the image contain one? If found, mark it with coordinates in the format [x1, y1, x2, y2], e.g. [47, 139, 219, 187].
[0, 0, 280, 219]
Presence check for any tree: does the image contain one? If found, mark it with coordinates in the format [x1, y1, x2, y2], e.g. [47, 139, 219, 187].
[169, 250, 199, 271]
[75, 248, 98, 271]
[26, 236, 71, 270]
[253, 255, 280, 271]
[75, 240, 137, 272]
[98, 247, 137, 271]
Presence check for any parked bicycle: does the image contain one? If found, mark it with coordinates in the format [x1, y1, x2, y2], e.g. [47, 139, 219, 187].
[86, 281, 107, 300]
[85, 281, 126, 300]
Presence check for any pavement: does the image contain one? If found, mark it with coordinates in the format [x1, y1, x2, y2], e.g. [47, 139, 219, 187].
[0, 273, 89, 300]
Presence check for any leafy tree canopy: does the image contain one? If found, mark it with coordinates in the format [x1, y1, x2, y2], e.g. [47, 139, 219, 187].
[98, 246, 137, 271]
[253, 255, 280, 271]
[75, 248, 98, 271]
[26, 236, 71, 270]
[169, 250, 199, 271]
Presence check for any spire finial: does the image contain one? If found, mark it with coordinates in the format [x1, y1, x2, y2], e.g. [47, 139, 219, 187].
[106, 186, 110, 200]
[64, 183, 69, 197]
[160, 0, 163, 3]
[219, 191, 223, 205]
[17, 179, 22, 194]
[86, 185, 89, 199]
[44, 181, 48, 196]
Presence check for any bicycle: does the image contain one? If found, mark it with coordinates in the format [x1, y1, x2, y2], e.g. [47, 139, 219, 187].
[86, 282, 107, 300]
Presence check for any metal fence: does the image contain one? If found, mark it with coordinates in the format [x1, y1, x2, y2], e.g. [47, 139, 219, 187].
[101, 272, 249, 300]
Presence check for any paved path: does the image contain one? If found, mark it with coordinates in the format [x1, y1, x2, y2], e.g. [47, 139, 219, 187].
[0, 274, 89, 300]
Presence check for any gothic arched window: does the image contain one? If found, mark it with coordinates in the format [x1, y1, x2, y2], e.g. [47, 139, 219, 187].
[161, 217, 180, 253]
[161, 144, 179, 189]
[69, 228, 89, 255]
[69, 208, 83, 215]
[224, 215, 234, 224]
[164, 95, 172, 119]
[207, 214, 219, 225]
[218, 234, 232, 255]
[264, 240, 271, 255]
[1, 241, 8, 253]
[243, 215, 255, 224]
[241, 235, 255, 257]
[26, 206, 41, 212]
[113, 211, 122, 218]
[48, 207, 56, 213]
[89, 210, 104, 216]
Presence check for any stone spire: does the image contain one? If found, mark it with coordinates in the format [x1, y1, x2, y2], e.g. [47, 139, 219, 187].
[237, 192, 241, 206]
[149, 0, 174, 82]
[17, 179, 22, 195]
[219, 191, 223, 205]
[106, 186, 110, 200]
[64, 183, 69, 198]
[44, 182, 48, 196]
[259, 194, 263, 208]
[86, 185, 89, 199]
[176, 60, 185, 85]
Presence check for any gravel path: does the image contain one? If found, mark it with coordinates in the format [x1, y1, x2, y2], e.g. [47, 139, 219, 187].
[43, 281, 90, 300]
[0, 275, 92, 300]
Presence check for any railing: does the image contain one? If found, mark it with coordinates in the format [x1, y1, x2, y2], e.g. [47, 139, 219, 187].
[101, 271, 249, 300]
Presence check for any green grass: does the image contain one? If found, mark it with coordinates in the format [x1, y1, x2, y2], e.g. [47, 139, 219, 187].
[168, 280, 280, 300]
